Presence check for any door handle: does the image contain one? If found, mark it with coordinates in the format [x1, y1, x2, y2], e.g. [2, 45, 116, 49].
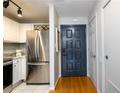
[105, 55, 109, 60]
[92, 54, 96, 58]
[93, 55, 96, 58]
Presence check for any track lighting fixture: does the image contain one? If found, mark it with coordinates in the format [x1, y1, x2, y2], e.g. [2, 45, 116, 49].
[3, 0, 9, 8]
[3, 0, 23, 17]
[17, 8, 22, 17]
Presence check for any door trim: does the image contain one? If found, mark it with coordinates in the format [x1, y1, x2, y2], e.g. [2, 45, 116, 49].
[101, 8, 105, 93]
[88, 15, 99, 92]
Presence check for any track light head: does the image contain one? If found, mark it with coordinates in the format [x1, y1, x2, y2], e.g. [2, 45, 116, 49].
[17, 8, 22, 17]
[3, 0, 9, 8]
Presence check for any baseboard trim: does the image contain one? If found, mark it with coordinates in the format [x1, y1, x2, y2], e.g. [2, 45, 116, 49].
[50, 76, 60, 91]
[12, 80, 23, 89]
[97, 88, 101, 93]
[88, 76, 98, 93]
[54, 76, 60, 90]
[108, 80, 120, 92]
[50, 86, 55, 90]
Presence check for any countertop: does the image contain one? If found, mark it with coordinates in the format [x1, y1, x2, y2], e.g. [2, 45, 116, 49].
[3, 55, 26, 63]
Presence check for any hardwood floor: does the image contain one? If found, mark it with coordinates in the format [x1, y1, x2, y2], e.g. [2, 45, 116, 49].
[50, 77, 97, 93]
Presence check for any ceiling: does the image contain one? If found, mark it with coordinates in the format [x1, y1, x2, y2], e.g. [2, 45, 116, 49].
[3, 0, 97, 23]
[54, 0, 97, 17]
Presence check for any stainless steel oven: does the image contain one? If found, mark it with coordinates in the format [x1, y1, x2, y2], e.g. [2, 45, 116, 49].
[3, 60, 13, 93]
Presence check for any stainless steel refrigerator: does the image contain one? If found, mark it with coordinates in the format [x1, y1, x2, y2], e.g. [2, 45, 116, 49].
[26, 30, 49, 84]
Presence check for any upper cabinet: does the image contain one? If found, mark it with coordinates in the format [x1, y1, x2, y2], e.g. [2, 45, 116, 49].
[3, 17, 20, 42]
[3, 16, 33, 43]
[19, 24, 33, 43]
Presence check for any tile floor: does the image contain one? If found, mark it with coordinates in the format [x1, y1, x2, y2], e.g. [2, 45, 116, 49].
[11, 83, 50, 93]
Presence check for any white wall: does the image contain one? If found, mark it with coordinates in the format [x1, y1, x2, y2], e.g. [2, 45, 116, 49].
[54, 6, 60, 87]
[49, 4, 55, 89]
[49, 4, 60, 90]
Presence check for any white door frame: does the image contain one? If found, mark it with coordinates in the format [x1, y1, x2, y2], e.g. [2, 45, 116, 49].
[88, 15, 99, 91]
[101, 8, 105, 93]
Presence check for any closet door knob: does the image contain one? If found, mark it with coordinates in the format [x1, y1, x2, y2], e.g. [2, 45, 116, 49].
[105, 56, 109, 60]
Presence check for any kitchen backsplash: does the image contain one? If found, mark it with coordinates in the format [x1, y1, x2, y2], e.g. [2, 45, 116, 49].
[3, 43, 26, 55]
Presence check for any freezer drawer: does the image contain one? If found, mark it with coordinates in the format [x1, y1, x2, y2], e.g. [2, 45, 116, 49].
[27, 63, 49, 84]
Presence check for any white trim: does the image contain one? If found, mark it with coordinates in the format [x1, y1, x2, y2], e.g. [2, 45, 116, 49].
[50, 76, 60, 91]
[95, 13, 99, 93]
[54, 76, 60, 89]
[107, 80, 120, 92]
[49, 3, 55, 88]
[101, 8, 105, 93]
[97, 89, 101, 93]
[86, 24, 90, 77]
[50, 86, 55, 90]
[88, 15, 99, 92]
[59, 51, 61, 77]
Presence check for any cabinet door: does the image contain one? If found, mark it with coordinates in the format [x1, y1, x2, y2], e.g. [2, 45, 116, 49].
[3, 17, 19, 42]
[18, 59, 22, 81]
[20, 57, 26, 80]
[13, 60, 19, 84]
[19, 24, 33, 43]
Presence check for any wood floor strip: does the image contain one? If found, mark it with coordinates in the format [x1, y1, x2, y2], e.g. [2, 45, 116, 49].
[50, 77, 97, 93]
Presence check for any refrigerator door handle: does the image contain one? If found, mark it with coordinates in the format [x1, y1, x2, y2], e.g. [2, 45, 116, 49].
[35, 31, 38, 61]
[37, 31, 40, 60]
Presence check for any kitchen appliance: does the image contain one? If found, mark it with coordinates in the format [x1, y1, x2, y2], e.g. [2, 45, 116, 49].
[26, 30, 49, 84]
[3, 59, 13, 93]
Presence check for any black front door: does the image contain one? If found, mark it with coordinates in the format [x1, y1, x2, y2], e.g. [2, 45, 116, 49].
[61, 25, 87, 76]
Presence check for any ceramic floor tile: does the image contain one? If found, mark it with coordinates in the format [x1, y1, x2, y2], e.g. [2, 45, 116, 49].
[11, 83, 50, 93]
[32, 89, 45, 93]
[35, 85, 50, 90]
[19, 89, 33, 93]
[11, 90, 20, 93]
[43, 90, 50, 93]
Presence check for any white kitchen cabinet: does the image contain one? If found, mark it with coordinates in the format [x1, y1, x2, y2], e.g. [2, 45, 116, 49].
[13, 56, 27, 85]
[20, 56, 26, 81]
[13, 59, 21, 84]
[19, 24, 33, 43]
[3, 16, 20, 42]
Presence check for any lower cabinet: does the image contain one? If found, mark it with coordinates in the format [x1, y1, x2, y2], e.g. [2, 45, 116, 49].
[13, 56, 26, 85]
[13, 59, 21, 84]
[20, 56, 26, 81]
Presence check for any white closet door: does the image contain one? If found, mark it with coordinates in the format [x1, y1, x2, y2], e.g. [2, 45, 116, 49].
[103, 0, 120, 93]
[89, 17, 97, 88]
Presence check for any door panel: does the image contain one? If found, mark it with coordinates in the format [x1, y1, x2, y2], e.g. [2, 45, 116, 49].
[89, 18, 97, 88]
[103, 0, 120, 92]
[61, 25, 87, 76]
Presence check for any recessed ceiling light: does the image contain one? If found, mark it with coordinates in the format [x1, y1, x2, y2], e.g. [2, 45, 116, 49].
[73, 19, 78, 22]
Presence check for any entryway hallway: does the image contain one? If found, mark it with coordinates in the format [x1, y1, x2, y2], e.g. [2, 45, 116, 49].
[50, 77, 97, 93]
